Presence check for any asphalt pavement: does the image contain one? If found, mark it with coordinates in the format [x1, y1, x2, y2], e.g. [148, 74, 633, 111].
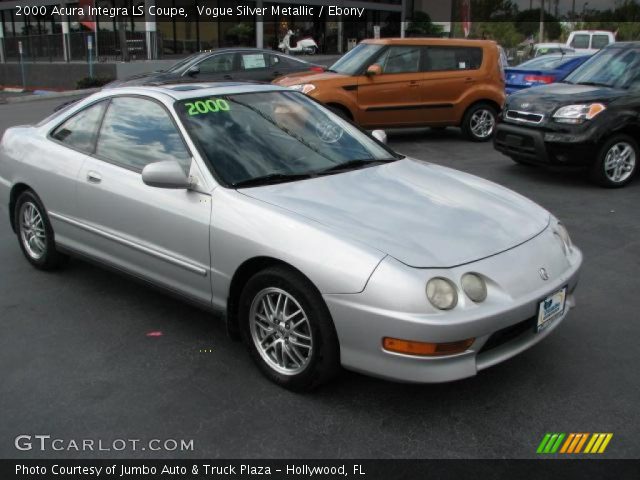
[0, 97, 638, 459]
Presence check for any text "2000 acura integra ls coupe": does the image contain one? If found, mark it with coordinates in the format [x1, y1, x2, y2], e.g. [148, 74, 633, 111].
[0, 83, 582, 390]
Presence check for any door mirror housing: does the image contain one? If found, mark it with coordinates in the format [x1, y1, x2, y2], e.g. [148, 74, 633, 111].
[142, 161, 191, 189]
[371, 129, 387, 144]
[365, 64, 382, 76]
[186, 65, 200, 77]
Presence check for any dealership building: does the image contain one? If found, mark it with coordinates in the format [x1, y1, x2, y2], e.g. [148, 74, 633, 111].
[0, 0, 451, 62]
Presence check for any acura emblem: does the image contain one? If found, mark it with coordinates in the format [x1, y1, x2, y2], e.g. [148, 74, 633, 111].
[539, 268, 549, 281]
[521, 102, 531, 110]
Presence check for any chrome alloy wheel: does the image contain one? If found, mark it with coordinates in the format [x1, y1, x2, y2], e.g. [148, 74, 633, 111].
[604, 142, 636, 184]
[470, 109, 496, 139]
[19, 201, 47, 260]
[249, 287, 314, 375]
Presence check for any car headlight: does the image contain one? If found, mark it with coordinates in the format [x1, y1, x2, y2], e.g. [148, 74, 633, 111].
[289, 84, 316, 94]
[426, 278, 458, 310]
[554, 222, 573, 254]
[461, 273, 487, 303]
[553, 103, 606, 124]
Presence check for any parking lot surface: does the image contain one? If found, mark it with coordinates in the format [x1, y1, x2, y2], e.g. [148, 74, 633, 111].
[1, 97, 638, 459]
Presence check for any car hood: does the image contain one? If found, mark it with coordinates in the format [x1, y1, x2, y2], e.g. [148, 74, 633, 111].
[240, 159, 550, 268]
[507, 83, 625, 114]
[273, 71, 351, 87]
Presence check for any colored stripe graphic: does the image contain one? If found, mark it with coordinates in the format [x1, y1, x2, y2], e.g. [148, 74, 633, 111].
[537, 433, 565, 454]
[539, 433, 613, 454]
[585, 433, 613, 454]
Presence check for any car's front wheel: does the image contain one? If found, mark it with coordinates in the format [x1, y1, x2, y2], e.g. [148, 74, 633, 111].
[239, 266, 340, 391]
[462, 103, 497, 142]
[591, 134, 638, 188]
[14, 190, 68, 270]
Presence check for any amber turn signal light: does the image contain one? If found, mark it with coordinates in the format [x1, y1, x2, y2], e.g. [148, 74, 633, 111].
[382, 337, 474, 356]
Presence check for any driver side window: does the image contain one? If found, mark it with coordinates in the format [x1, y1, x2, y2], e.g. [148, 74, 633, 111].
[375, 46, 421, 74]
[96, 97, 191, 172]
[197, 53, 236, 74]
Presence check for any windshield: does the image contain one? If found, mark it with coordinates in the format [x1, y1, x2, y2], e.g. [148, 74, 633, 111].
[176, 91, 396, 187]
[167, 53, 203, 73]
[328, 43, 384, 75]
[565, 47, 640, 89]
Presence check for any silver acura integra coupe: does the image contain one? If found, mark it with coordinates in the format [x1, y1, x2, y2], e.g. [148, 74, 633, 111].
[0, 83, 582, 390]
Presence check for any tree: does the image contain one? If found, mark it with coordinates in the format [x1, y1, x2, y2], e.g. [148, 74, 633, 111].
[471, 21, 523, 47]
[515, 8, 562, 41]
[405, 11, 444, 37]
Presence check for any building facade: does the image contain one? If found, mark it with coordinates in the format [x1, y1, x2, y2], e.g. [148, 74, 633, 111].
[0, 0, 408, 62]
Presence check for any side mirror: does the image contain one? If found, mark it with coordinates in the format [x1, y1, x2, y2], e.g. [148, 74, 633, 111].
[186, 65, 200, 77]
[142, 161, 191, 189]
[371, 129, 387, 144]
[365, 64, 382, 76]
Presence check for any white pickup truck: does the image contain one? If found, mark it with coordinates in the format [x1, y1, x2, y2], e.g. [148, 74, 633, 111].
[567, 30, 615, 54]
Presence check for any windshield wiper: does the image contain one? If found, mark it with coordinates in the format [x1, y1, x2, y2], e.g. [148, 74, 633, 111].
[574, 81, 612, 87]
[316, 158, 396, 175]
[233, 173, 313, 188]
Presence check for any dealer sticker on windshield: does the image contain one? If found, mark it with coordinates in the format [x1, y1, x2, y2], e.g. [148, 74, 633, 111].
[537, 287, 567, 332]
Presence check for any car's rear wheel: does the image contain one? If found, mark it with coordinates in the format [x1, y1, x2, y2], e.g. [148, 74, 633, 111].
[239, 266, 340, 391]
[14, 190, 68, 270]
[462, 103, 497, 142]
[591, 134, 638, 188]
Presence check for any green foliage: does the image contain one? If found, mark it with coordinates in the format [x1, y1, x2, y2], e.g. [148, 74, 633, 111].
[515, 9, 562, 41]
[471, 21, 524, 47]
[406, 11, 444, 37]
[75, 77, 114, 89]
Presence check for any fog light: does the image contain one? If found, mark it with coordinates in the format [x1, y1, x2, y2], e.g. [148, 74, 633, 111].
[382, 337, 474, 356]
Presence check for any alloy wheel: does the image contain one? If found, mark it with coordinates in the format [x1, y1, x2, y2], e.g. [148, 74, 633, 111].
[604, 142, 636, 184]
[249, 287, 314, 375]
[19, 201, 47, 260]
[470, 109, 496, 139]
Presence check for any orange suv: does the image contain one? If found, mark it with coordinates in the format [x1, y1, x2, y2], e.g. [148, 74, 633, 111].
[274, 38, 506, 141]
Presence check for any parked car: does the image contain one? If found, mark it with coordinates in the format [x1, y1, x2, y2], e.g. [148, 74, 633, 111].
[0, 83, 581, 390]
[567, 30, 615, 55]
[106, 48, 324, 87]
[505, 54, 591, 94]
[533, 43, 576, 57]
[494, 42, 640, 188]
[273, 38, 506, 142]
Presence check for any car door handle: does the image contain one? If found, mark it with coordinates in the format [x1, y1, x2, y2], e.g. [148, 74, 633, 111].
[223, 74, 233, 80]
[87, 171, 102, 184]
[272, 71, 282, 77]
[409, 80, 420, 87]
[464, 77, 475, 83]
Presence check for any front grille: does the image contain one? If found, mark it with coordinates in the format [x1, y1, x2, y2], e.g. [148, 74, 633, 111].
[505, 110, 544, 124]
[480, 316, 536, 353]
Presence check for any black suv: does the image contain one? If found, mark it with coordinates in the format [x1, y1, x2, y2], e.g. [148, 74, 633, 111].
[494, 42, 640, 187]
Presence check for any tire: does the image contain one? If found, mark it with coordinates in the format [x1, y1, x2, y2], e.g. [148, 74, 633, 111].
[510, 156, 533, 166]
[14, 190, 68, 270]
[328, 105, 350, 121]
[462, 103, 498, 142]
[590, 134, 638, 188]
[239, 266, 340, 391]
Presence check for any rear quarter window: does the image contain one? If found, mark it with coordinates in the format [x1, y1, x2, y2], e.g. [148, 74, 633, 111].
[571, 34, 590, 49]
[591, 35, 610, 49]
[423, 46, 483, 72]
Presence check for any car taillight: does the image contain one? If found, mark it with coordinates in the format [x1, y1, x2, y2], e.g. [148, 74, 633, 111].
[524, 75, 555, 84]
[309, 66, 325, 72]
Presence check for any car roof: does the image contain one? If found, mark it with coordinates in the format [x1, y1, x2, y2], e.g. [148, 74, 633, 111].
[361, 37, 496, 48]
[98, 82, 291, 102]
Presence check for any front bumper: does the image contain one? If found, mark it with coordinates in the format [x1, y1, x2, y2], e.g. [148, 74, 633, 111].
[494, 122, 598, 166]
[324, 226, 582, 383]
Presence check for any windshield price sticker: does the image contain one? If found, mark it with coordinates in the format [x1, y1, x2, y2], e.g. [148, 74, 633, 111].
[185, 98, 230, 116]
